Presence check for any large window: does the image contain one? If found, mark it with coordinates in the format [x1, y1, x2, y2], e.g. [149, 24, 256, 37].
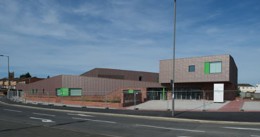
[70, 88, 82, 96]
[56, 88, 82, 96]
[188, 65, 195, 72]
[204, 61, 222, 74]
[210, 62, 222, 73]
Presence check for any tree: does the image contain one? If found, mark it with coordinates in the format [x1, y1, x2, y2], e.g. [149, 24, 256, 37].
[20, 72, 32, 79]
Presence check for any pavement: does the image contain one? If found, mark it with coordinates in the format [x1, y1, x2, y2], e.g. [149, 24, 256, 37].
[10, 96, 260, 112]
[3, 96, 258, 111]
[128, 98, 260, 112]
[127, 100, 231, 111]
[218, 98, 244, 112]
[242, 102, 260, 111]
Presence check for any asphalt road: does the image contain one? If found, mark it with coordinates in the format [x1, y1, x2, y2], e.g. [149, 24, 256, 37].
[2, 97, 260, 122]
[1, 101, 260, 137]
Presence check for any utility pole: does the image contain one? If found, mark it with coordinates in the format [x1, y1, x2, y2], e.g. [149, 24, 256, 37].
[172, 0, 177, 117]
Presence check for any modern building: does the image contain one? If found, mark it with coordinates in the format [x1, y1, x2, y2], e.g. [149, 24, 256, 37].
[16, 69, 162, 107]
[160, 54, 238, 100]
[16, 54, 238, 107]
[81, 68, 159, 82]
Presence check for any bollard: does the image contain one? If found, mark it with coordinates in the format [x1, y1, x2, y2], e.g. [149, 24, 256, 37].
[105, 91, 108, 109]
[47, 92, 49, 105]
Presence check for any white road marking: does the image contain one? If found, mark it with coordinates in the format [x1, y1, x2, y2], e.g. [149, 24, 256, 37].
[67, 113, 94, 117]
[30, 117, 55, 123]
[251, 135, 260, 137]
[224, 127, 260, 131]
[136, 124, 205, 133]
[33, 112, 55, 117]
[72, 117, 116, 124]
[97, 133, 123, 137]
[4, 109, 22, 113]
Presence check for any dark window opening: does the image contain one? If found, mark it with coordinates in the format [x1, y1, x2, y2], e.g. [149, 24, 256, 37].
[188, 65, 195, 72]
[139, 76, 142, 81]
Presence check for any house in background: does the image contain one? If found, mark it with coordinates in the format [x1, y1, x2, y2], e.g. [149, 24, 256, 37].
[238, 84, 256, 93]
[255, 84, 260, 93]
[238, 83, 256, 98]
[0, 72, 44, 95]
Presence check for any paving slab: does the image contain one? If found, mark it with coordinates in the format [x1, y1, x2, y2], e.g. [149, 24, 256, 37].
[128, 100, 229, 111]
[242, 102, 260, 111]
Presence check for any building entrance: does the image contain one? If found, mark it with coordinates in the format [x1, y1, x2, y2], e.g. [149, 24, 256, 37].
[174, 88, 203, 100]
[147, 88, 167, 100]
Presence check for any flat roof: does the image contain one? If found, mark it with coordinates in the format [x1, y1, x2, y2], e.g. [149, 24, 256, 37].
[160, 54, 232, 61]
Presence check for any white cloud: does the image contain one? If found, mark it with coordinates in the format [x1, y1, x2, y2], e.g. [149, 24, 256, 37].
[42, 10, 59, 24]
[0, 0, 260, 84]
[205, 27, 221, 35]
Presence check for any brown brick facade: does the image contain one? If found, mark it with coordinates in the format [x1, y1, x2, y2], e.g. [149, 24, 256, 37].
[159, 54, 238, 100]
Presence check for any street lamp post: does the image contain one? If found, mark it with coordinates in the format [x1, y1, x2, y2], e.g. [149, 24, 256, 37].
[172, 0, 177, 117]
[0, 55, 10, 92]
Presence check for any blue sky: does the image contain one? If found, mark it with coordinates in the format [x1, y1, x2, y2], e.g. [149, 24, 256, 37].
[0, 0, 259, 85]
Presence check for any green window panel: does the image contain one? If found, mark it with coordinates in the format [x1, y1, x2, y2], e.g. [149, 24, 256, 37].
[61, 88, 69, 96]
[56, 88, 62, 96]
[56, 88, 69, 96]
[204, 61, 222, 74]
[204, 62, 210, 74]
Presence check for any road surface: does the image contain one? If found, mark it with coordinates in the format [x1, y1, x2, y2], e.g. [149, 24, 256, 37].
[1, 102, 260, 137]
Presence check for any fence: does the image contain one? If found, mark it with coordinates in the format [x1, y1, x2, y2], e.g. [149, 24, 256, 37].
[127, 90, 241, 111]
[13, 90, 122, 109]
[5, 89, 250, 112]
[240, 92, 260, 100]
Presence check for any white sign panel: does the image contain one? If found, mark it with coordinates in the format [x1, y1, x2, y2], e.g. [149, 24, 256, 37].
[214, 83, 224, 103]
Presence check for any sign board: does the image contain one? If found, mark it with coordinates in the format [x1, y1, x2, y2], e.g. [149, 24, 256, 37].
[128, 89, 134, 94]
[56, 88, 69, 96]
[214, 83, 224, 103]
